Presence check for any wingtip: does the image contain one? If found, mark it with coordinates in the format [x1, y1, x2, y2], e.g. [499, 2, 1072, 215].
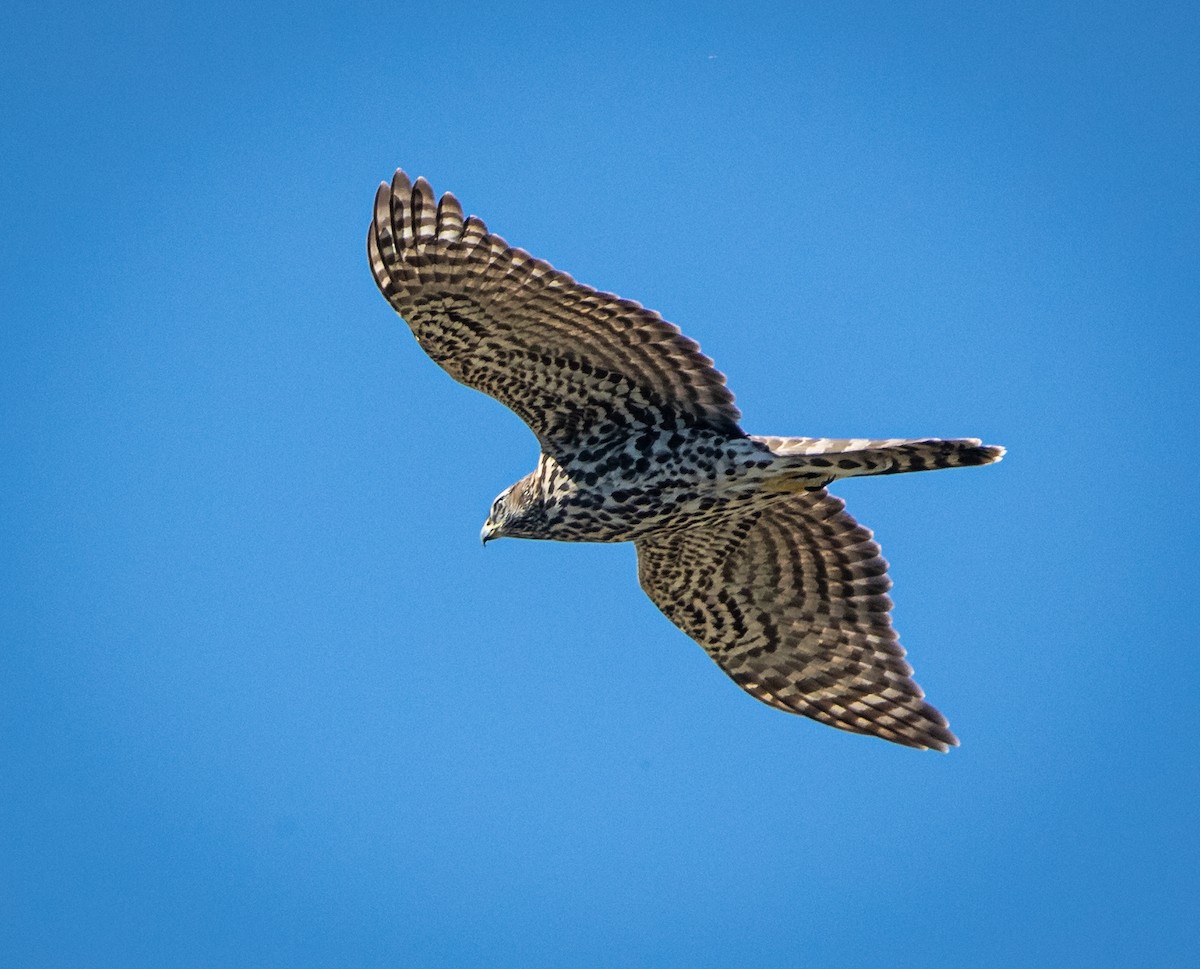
[391, 169, 413, 195]
[373, 180, 391, 219]
[935, 731, 961, 753]
[903, 725, 958, 753]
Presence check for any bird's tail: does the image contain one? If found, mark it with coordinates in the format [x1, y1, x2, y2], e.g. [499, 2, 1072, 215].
[752, 435, 1005, 493]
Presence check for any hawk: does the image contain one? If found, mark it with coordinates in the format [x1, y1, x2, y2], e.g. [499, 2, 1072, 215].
[367, 170, 1003, 751]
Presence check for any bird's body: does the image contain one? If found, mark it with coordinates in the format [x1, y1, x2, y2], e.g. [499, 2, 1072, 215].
[489, 431, 776, 544]
[489, 432, 994, 545]
[368, 170, 1003, 751]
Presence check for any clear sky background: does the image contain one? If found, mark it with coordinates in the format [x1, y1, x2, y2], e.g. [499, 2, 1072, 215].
[2, 2, 1197, 966]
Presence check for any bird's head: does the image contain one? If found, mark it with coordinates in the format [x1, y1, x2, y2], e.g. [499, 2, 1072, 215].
[480, 474, 545, 544]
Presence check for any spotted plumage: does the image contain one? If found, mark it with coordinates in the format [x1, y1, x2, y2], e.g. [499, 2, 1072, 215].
[368, 170, 1004, 751]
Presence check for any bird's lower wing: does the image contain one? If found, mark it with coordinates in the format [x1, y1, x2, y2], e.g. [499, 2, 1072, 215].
[368, 171, 743, 455]
[634, 491, 958, 750]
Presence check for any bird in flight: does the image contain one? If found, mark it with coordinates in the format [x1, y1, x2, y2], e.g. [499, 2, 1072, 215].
[367, 170, 1003, 751]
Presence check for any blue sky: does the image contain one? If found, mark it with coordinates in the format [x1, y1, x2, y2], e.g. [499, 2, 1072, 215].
[2, 2, 1196, 966]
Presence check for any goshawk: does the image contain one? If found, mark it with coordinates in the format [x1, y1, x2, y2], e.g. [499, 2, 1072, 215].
[367, 170, 1003, 751]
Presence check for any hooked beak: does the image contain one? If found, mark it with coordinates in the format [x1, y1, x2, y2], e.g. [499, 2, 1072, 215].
[480, 522, 497, 546]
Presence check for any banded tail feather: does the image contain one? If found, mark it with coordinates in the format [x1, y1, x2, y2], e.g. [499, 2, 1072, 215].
[755, 436, 1005, 492]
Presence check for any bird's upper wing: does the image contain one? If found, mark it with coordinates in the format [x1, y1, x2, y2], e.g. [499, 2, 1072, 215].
[634, 491, 958, 751]
[368, 171, 742, 457]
